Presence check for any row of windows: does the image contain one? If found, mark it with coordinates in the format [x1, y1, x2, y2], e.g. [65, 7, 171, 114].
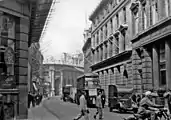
[92, 7, 126, 48]
[132, 0, 170, 35]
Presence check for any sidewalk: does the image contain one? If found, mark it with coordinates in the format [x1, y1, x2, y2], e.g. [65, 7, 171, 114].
[28, 98, 59, 120]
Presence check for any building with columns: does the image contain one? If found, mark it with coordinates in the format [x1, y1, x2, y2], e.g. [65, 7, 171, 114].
[89, 0, 133, 105]
[42, 64, 84, 96]
[89, 0, 171, 104]
[82, 28, 92, 73]
[130, 0, 171, 93]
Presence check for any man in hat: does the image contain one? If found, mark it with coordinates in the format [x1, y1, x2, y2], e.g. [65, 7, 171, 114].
[124, 91, 164, 120]
[73, 90, 89, 120]
[164, 89, 171, 114]
[94, 91, 103, 120]
[137, 91, 164, 120]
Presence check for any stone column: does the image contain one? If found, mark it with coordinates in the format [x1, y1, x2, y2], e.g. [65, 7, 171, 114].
[15, 17, 29, 119]
[152, 45, 160, 90]
[166, 40, 171, 89]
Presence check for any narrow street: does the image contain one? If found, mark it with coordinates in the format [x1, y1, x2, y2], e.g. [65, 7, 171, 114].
[28, 97, 131, 120]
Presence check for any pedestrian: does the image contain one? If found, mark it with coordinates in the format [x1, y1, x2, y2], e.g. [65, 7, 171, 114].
[94, 91, 103, 120]
[163, 89, 171, 114]
[73, 90, 89, 120]
[101, 91, 105, 108]
[28, 91, 35, 108]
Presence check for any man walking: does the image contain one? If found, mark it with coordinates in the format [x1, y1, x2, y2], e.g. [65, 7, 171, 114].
[94, 91, 103, 120]
[101, 91, 106, 108]
[164, 89, 171, 114]
[73, 90, 89, 120]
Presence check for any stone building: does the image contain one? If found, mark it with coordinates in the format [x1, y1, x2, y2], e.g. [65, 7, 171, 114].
[130, 0, 171, 93]
[89, 0, 171, 103]
[42, 64, 84, 96]
[0, 0, 52, 119]
[82, 28, 92, 73]
[0, 0, 32, 119]
[89, 0, 133, 104]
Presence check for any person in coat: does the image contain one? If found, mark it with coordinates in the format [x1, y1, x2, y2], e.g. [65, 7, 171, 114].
[73, 90, 89, 120]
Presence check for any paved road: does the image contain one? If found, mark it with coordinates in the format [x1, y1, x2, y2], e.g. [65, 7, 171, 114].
[28, 99, 59, 120]
[42, 96, 131, 120]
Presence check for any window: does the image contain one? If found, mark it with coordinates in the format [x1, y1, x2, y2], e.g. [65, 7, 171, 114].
[152, 0, 158, 25]
[105, 24, 108, 39]
[93, 35, 95, 48]
[116, 14, 119, 28]
[105, 45, 108, 59]
[0, 14, 15, 86]
[101, 47, 103, 61]
[109, 40, 113, 57]
[142, 6, 147, 30]
[116, 36, 119, 54]
[96, 32, 99, 45]
[100, 28, 103, 42]
[97, 49, 99, 62]
[123, 7, 126, 23]
[165, 0, 170, 17]
[110, 19, 113, 34]
[123, 34, 126, 51]
[159, 43, 166, 86]
[134, 12, 139, 35]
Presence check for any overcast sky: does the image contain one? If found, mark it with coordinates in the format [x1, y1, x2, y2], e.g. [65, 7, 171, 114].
[40, 0, 101, 61]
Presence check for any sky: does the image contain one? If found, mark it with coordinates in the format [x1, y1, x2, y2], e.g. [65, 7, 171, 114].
[40, 0, 101, 61]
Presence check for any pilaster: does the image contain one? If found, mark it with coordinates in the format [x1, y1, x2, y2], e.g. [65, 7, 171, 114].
[152, 45, 160, 90]
[142, 48, 153, 91]
[15, 17, 29, 119]
[132, 49, 142, 93]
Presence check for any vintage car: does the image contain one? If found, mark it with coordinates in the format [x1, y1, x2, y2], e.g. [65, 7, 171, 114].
[108, 85, 138, 113]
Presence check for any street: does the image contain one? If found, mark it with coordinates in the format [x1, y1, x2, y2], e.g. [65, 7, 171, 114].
[28, 97, 131, 120]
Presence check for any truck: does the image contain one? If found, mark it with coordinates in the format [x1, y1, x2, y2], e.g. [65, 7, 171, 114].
[76, 73, 104, 108]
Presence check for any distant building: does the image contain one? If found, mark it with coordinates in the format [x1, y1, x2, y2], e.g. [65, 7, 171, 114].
[61, 52, 84, 67]
[42, 64, 84, 96]
[82, 28, 92, 73]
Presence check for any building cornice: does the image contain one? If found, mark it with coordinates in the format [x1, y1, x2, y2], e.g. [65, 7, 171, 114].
[89, 0, 111, 21]
[90, 50, 132, 71]
[131, 16, 171, 47]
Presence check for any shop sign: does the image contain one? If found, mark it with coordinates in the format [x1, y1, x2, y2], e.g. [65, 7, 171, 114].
[4, 47, 14, 65]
